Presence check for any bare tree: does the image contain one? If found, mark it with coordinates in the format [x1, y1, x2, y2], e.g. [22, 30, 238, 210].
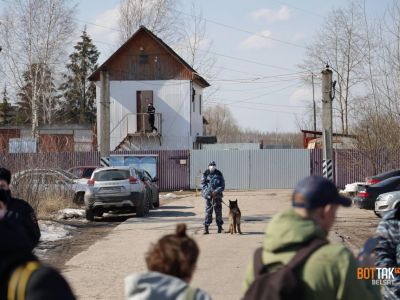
[178, 3, 219, 103]
[300, 1, 365, 134]
[204, 105, 240, 142]
[0, 0, 76, 137]
[118, 0, 182, 44]
[204, 104, 303, 147]
[179, 4, 217, 78]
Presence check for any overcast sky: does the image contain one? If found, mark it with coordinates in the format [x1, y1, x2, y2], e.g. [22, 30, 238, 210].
[1, 0, 390, 133]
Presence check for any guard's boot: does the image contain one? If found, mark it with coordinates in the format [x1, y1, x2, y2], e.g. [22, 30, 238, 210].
[203, 226, 209, 235]
[218, 226, 224, 233]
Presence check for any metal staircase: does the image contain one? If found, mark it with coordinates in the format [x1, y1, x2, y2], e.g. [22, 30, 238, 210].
[110, 113, 162, 151]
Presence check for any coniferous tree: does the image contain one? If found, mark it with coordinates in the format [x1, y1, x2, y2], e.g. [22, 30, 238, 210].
[15, 63, 57, 125]
[59, 28, 100, 124]
[0, 86, 13, 125]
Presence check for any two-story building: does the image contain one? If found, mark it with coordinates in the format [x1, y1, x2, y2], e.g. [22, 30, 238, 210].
[89, 26, 211, 151]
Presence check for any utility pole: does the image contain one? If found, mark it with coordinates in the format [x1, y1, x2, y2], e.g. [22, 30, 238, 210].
[321, 66, 333, 181]
[312, 73, 316, 132]
[99, 70, 110, 159]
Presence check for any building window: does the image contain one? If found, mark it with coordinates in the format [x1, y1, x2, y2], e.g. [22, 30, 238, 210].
[139, 54, 148, 64]
[199, 95, 202, 114]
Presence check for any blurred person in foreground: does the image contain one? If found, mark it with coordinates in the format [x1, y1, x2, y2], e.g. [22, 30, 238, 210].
[0, 188, 75, 300]
[242, 176, 381, 300]
[0, 167, 40, 246]
[125, 223, 212, 300]
[375, 205, 400, 299]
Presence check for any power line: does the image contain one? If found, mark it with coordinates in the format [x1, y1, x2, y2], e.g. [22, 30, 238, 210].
[270, 0, 324, 19]
[208, 99, 308, 109]
[204, 102, 302, 116]
[221, 82, 302, 105]
[73, 18, 121, 32]
[173, 8, 307, 49]
[202, 49, 296, 72]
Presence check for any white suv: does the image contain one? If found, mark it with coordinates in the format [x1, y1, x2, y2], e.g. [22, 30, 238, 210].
[84, 166, 150, 221]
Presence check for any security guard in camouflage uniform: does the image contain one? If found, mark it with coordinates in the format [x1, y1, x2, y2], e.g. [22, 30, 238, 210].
[201, 161, 225, 234]
[375, 205, 400, 299]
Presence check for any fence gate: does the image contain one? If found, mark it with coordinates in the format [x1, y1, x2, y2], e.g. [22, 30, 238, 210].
[190, 149, 310, 190]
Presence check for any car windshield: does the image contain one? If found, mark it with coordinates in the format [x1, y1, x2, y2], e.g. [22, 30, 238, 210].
[56, 169, 79, 180]
[372, 176, 400, 187]
[93, 169, 130, 181]
[82, 168, 95, 178]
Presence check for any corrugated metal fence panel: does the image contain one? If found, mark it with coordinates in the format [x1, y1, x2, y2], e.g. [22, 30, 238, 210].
[0, 152, 100, 174]
[0, 151, 189, 192]
[250, 149, 311, 189]
[334, 149, 400, 188]
[310, 149, 323, 177]
[202, 143, 260, 150]
[310, 149, 400, 188]
[113, 150, 189, 191]
[190, 150, 250, 190]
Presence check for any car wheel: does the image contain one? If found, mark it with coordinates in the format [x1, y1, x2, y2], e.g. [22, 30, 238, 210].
[153, 191, 160, 208]
[145, 191, 151, 214]
[86, 209, 95, 221]
[136, 192, 146, 217]
[73, 192, 85, 205]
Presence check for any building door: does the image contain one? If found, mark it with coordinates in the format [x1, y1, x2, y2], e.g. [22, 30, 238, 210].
[137, 91, 153, 133]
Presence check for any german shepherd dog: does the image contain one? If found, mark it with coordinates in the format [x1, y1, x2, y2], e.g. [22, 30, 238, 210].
[228, 199, 242, 234]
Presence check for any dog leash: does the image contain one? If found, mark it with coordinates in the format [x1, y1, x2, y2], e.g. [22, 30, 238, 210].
[211, 195, 230, 208]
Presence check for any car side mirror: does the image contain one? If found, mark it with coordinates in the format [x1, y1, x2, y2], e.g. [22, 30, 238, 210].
[152, 176, 158, 182]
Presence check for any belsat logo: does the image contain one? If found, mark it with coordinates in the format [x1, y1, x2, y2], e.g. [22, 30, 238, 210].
[357, 267, 400, 286]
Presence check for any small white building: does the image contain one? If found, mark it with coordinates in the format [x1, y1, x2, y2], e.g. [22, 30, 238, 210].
[89, 26, 211, 151]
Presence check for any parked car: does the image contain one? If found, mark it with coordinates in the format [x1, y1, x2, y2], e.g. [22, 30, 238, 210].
[374, 191, 400, 217]
[354, 176, 400, 210]
[67, 166, 98, 179]
[11, 168, 88, 203]
[136, 169, 160, 208]
[84, 166, 151, 221]
[365, 169, 400, 185]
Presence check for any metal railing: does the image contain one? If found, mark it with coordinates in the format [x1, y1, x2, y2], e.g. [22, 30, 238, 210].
[110, 113, 162, 150]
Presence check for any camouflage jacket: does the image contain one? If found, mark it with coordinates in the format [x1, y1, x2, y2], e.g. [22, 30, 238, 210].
[201, 169, 225, 198]
[375, 208, 400, 300]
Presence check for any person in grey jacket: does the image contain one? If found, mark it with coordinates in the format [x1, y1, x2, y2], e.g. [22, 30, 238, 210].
[375, 206, 400, 299]
[125, 223, 211, 300]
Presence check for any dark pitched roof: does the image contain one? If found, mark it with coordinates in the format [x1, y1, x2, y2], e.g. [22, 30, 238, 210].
[89, 26, 210, 87]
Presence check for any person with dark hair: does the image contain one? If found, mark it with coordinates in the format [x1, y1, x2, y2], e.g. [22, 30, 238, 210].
[125, 223, 211, 300]
[201, 161, 225, 234]
[0, 167, 40, 246]
[242, 176, 380, 300]
[0, 189, 76, 300]
[147, 103, 157, 133]
[375, 206, 400, 299]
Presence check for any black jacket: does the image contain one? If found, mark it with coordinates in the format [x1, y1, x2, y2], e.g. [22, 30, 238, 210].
[6, 192, 41, 246]
[0, 218, 75, 300]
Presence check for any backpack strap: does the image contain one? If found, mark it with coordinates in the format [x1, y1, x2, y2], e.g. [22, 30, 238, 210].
[252, 247, 264, 277]
[185, 286, 199, 300]
[287, 238, 328, 269]
[8, 261, 41, 300]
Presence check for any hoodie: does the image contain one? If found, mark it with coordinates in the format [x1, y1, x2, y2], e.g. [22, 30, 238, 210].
[125, 271, 212, 300]
[0, 218, 75, 300]
[242, 208, 381, 300]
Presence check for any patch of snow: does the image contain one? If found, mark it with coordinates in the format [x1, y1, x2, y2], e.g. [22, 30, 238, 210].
[39, 221, 73, 243]
[161, 193, 178, 199]
[56, 208, 85, 220]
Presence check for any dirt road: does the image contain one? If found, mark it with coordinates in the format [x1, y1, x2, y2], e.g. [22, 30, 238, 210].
[61, 190, 379, 300]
